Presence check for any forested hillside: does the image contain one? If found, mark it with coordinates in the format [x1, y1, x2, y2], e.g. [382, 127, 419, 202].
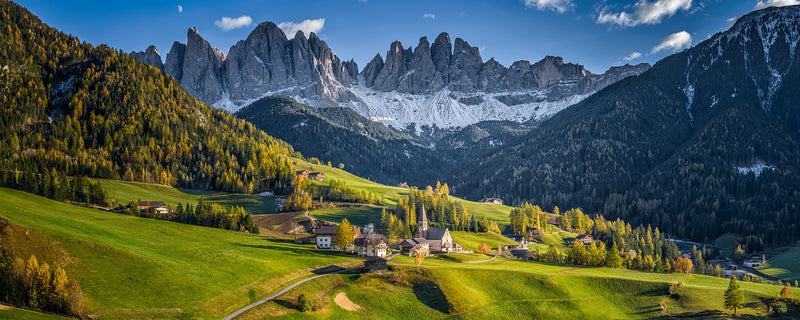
[236, 96, 450, 186]
[448, 6, 800, 248]
[0, 0, 297, 194]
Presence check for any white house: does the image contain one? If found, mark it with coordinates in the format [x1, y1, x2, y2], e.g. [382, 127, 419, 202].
[313, 225, 361, 250]
[313, 225, 338, 249]
[355, 234, 388, 258]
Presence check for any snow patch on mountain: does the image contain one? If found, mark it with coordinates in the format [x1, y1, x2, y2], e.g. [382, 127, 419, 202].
[737, 159, 775, 178]
[348, 85, 590, 129]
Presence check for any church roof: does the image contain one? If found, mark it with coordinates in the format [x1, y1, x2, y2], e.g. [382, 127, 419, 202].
[426, 227, 448, 241]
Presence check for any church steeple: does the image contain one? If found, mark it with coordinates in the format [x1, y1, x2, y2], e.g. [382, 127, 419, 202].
[418, 204, 428, 238]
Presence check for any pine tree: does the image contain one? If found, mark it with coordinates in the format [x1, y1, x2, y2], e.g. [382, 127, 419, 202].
[723, 277, 744, 315]
[606, 242, 623, 268]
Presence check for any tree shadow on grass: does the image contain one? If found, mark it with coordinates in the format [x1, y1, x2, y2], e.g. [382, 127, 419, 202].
[412, 281, 452, 314]
[272, 298, 296, 310]
[657, 310, 766, 319]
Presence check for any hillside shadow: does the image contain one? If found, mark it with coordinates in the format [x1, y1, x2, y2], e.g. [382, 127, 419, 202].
[656, 310, 766, 319]
[412, 281, 452, 314]
[232, 242, 350, 259]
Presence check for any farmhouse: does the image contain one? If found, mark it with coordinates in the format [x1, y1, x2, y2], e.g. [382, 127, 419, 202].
[138, 201, 170, 215]
[401, 205, 461, 255]
[308, 172, 325, 181]
[354, 234, 388, 258]
[296, 170, 309, 179]
[313, 224, 361, 250]
[566, 234, 593, 245]
[479, 198, 503, 205]
[743, 255, 765, 267]
[400, 238, 430, 256]
[363, 257, 388, 274]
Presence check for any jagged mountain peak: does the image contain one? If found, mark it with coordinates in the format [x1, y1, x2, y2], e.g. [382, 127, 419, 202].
[129, 45, 163, 71]
[138, 20, 650, 129]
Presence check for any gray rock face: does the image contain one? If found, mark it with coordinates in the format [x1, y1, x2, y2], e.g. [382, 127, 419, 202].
[448, 38, 483, 91]
[159, 22, 355, 108]
[362, 54, 384, 87]
[129, 45, 163, 71]
[162, 28, 225, 104]
[164, 41, 186, 81]
[431, 33, 452, 74]
[360, 35, 649, 97]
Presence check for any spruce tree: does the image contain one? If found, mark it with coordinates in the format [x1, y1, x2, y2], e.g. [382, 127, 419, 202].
[723, 277, 744, 315]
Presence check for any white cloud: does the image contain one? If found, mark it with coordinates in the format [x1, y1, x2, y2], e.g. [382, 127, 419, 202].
[624, 52, 642, 60]
[214, 15, 253, 31]
[177, 5, 183, 13]
[523, 0, 574, 13]
[651, 31, 692, 54]
[754, 0, 800, 10]
[277, 18, 326, 39]
[597, 0, 692, 27]
[423, 13, 436, 19]
[722, 17, 737, 30]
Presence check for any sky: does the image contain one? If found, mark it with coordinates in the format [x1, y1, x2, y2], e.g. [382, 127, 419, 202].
[14, 0, 798, 73]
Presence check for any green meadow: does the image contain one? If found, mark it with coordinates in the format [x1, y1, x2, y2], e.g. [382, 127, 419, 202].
[290, 157, 513, 228]
[758, 245, 800, 282]
[99, 180, 278, 214]
[0, 188, 357, 319]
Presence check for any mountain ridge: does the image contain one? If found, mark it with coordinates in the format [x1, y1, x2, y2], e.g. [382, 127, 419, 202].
[131, 24, 649, 129]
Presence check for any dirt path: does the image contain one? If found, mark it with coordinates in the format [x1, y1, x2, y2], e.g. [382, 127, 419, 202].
[334, 292, 362, 311]
[462, 254, 497, 264]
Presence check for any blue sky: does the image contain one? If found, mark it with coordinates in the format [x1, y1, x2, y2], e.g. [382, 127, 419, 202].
[15, 0, 794, 73]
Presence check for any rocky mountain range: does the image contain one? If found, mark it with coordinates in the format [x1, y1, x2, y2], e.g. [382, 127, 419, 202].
[131, 23, 649, 129]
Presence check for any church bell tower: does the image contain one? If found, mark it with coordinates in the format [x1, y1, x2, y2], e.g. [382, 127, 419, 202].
[418, 204, 428, 238]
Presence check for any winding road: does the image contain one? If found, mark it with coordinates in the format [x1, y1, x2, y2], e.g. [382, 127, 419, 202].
[221, 252, 400, 320]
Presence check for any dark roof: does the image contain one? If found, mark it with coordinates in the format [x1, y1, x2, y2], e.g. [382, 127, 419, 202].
[400, 239, 418, 247]
[412, 237, 429, 245]
[426, 228, 448, 241]
[313, 225, 339, 235]
[576, 234, 592, 239]
[354, 234, 386, 246]
[309, 172, 324, 176]
[139, 201, 167, 207]
[364, 257, 388, 269]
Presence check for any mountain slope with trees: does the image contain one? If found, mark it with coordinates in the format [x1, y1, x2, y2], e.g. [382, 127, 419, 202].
[236, 96, 450, 186]
[447, 5, 800, 248]
[0, 0, 297, 194]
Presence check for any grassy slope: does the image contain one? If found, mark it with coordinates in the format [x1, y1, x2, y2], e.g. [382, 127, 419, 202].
[758, 245, 800, 282]
[241, 256, 782, 319]
[0, 187, 357, 319]
[310, 207, 384, 227]
[99, 180, 277, 215]
[290, 157, 512, 226]
[450, 231, 519, 252]
[528, 231, 578, 252]
[0, 307, 70, 320]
